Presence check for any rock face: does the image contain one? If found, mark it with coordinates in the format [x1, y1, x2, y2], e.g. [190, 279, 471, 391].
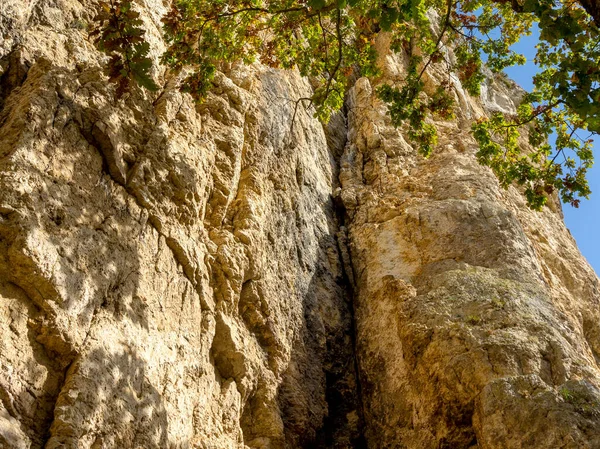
[341, 47, 600, 447]
[1, 1, 599, 449]
[0, 1, 361, 448]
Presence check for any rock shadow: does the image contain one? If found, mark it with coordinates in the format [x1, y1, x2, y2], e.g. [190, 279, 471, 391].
[45, 345, 171, 449]
[277, 218, 367, 448]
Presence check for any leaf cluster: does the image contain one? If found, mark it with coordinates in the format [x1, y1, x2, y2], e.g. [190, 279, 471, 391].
[89, 0, 600, 209]
[90, 0, 158, 97]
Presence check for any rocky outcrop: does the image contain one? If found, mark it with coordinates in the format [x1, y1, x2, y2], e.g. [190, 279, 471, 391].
[0, 1, 361, 448]
[341, 36, 600, 449]
[1, 1, 599, 449]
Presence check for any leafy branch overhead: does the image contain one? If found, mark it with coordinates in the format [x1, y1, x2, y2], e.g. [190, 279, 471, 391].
[90, 0, 158, 97]
[90, 0, 600, 210]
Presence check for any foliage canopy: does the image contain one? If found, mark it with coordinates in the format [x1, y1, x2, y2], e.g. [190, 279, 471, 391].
[91, 0, 600, 209]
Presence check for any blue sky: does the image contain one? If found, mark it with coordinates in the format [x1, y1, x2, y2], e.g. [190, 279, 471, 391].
[501, 26, 599, 275]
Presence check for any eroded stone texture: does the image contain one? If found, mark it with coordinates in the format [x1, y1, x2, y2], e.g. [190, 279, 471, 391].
[340, 34, 600, 449]
[0, 1, 361, 448]
[2, 1, 600, 449]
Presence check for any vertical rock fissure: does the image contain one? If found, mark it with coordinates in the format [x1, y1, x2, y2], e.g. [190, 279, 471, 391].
[313, 104, 368, 448]
[333, 210, 368, 449]
[337, 104, 369, 449]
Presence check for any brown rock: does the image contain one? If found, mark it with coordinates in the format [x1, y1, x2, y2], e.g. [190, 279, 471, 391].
[1, 2, 599, 449]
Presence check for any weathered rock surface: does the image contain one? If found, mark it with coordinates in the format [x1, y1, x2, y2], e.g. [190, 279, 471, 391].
[341, 35, 600, 449]
[1, 1, 599, 449]
[0, 1, 361, 448]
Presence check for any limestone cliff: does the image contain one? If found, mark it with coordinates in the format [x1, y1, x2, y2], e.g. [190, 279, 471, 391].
[1, 1, 599, 449]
